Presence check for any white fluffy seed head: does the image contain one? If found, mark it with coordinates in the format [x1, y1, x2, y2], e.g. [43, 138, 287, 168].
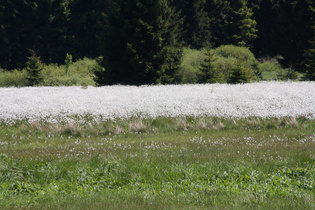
[0, 81, 314, 123]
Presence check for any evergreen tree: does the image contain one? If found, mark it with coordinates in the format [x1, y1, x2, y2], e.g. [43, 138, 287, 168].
[205, 0, 232, 47]
[199, 49, 224, 83]
[172, 0, 212, 49]
[99, 0, 183, 85]
[68, 0, 106, 59]
[228, 65, 253, 84]
[188, 0, 212, 49]
[25, 50, 43, 86]
[303, 22, 315, 80]
[229, 0, 258, 48]
[0, 0, 72, 69]
[250, 0, 279, 56]
[273, 0, 315, 72]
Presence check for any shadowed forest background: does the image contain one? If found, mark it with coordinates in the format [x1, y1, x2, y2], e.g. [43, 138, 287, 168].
[0, 0, 314, 85]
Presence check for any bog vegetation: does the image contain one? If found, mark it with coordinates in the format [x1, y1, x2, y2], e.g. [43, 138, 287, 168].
[1, 0, 315, 208]
[0, 82, 315, 209]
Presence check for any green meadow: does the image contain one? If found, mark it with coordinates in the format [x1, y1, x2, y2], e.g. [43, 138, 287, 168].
[0, 116, 314, 209]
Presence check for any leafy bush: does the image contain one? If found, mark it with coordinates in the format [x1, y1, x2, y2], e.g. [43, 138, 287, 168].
[176, 48, 205, 83]
[43, 58, 100, 87]
[211, 45, 260, 83]
[191, 45, 260, 83]
[258, 62, 283, 80]
[258, 58, 301, 81]
[0, 69, 28, 87]
[0, 57, 100, 87]
[177, 45, 262, 84]
[40, 57, 98, 86]
[214, 45, 257, 62]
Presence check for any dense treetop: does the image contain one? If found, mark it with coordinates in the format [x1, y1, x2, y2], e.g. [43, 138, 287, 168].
[0, 0, 314, 84]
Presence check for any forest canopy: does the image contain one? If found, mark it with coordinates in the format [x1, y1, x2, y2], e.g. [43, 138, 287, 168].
[0, 0, 314, 84]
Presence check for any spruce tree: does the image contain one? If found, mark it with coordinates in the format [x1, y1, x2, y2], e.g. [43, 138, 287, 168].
[0, 0, 72, 69]
[205, 0, 232, 47]
[183, 0, 212, 49]
[26, 50, 43, 86]
[199, 49, 224, 83]
[273, 0, 315, 72]
[99, 0, 183, 85]
[304, 23, 315, 80]
[229, 0, 258, 48]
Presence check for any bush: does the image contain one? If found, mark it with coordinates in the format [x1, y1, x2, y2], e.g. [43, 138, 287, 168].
[212, 45, 260, 83]
[214, 45, 257, 62]
[258, 58, 300, 81]
[0, 57, 100, 87]
[258, 62, 283, 80]
[176, 48, 205, 84]
[0, 69, 28, 87]
[40, 57, 98, 86]
[196, 45, 260, 83]
[177, 45, 262, 84]
[277, 68, 301, 81]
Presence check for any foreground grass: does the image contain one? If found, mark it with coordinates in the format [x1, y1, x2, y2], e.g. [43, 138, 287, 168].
[0, 116, 315, 209]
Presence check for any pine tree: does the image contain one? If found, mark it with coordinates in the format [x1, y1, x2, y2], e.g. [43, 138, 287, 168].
[228, 65, 253, 84]
[199, 49, 224, 83]
[172, 0, 212, 49]
[0, 0, 73, 69]
[304, 23, 315, 80]
[189, 0, 212, 49]
[273, 0, 315, 72]
[229, 0, 258, 48]
[26, 50, 43, 86]
[99, 0, 183, 85]
[205, 0, 232, 47]
[68, 0, 106, 59]
[250, 0, 279, 56]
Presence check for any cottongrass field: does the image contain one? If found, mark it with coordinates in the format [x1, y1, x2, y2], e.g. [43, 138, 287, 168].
[1, 81, 315, 122]
[1, 81, 315, 209]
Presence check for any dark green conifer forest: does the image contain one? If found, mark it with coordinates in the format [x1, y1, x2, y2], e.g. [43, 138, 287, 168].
[0, 0, 314, 85]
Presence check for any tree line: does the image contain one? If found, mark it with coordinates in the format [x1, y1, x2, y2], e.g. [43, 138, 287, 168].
[1, 0, 314, 84]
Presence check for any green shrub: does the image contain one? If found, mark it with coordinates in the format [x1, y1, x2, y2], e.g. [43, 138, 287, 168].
[197, 45, 260, 83]
[258, 62, 283, 80]
[214, 45, 257, 61]
[0, 58, 99, 87]
[176, 48, 205, 84]
[213, 45, 260, 82]
[258, 59, 301, 81]
[177, 45, 262, 84]
[0, 69, 28, 87]
[40, 57, 98, 86]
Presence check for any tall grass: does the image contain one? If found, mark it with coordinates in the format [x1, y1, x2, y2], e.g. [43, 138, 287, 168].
[0, 116, 315, 209]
